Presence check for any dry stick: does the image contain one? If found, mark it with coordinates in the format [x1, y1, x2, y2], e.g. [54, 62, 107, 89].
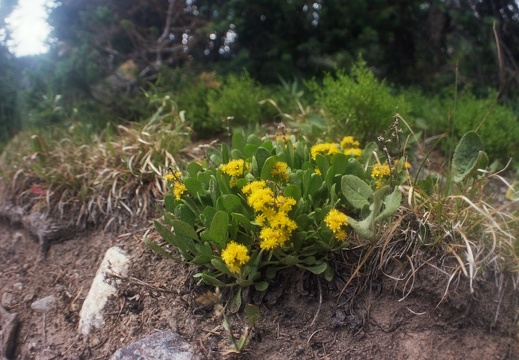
[309, 278, 323, 327]
[157, 0, 177, 44]
[493, 20, 505, 95]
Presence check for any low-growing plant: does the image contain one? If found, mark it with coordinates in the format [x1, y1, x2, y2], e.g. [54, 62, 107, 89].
[404, 87, 519, 165]
[147, 130, 410, 291]
[307, 58, 409, 144]
[207, 72, 277, 129]
[1, 94, 190, 230]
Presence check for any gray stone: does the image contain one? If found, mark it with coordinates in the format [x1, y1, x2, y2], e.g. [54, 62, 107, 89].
[78, 246, 130, 335]
[0, 307, 19, 359]
[30, 295, 57, 313]
[110, 330, 198, 360]
[1, 293, 14, 309]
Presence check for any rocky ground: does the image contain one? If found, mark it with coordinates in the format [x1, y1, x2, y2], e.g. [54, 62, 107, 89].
[1, 216, 518, 359]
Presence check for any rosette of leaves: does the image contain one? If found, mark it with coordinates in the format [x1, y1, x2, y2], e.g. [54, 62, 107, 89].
[146, 131, 406, 290]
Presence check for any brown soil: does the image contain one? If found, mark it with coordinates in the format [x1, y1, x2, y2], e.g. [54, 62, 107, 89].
[1, 219, 518, 360]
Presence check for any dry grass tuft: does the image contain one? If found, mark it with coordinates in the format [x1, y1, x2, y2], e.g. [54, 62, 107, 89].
[0, 99, 190, 232]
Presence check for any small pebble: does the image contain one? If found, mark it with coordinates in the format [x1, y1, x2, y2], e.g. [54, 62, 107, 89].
[31, 295, 57, 313]
[1, 292, 15, 308]
[13, 282, 23, 291]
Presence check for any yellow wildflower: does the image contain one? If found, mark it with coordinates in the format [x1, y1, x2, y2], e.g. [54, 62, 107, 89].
[275, 195, 296, 213]
[335, 229, 348, 242]
[276, 134, 291, 143]
[173, 182, 187, 200]
[268, 211, 297, 232]
[246, 187, 274, 212]
[314, 168, 322, 176]
[324, 209, 348, 233]
[220, 159, 249, 177]
[164, 171, 181, 182]
[340, 136, 360, 149]
[375, 179, 385, 189]
[271, 161, 289, 181]
[221, 241, 250, 273]
[242, 180, 267, 195]
[259, 227, 289, 250]
[343, 148, 363, 157]
[254, 213, 266, 226]
[310, 143, 341, 160]
[371, 163, 391, 179]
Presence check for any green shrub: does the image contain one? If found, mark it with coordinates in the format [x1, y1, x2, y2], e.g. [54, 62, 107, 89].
[449, 91, 519, 163]
[207, 72, 276, 128]
[404, 88, 519, 164]
[307, 59, 408, 143]
[176, 82, 222, 138]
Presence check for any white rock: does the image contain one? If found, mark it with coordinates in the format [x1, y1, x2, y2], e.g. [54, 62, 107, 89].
[31, 295, 57, 313]
[78, 246, 130, 335]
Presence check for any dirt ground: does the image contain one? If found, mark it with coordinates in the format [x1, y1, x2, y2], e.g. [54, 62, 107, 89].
[1, 218, 518, 360]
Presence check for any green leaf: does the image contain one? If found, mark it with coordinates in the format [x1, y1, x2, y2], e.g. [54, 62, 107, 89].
[201, 211, 229, 248]
[154, 220, 194, 260]
[246, 134, 262, 146]
[331, 153, 349, 175]
[184, 178, 205, 196]
[348, 217, 374, 239]
[171, 219, 199, 240]
[229, 288, 242, 314]
[211, 258, 234, 276]
[221, 143, 230, 164]
[281, 255, 299, 266]
[299, 261, 328, 275]
[244, 143, 259, 157]
[232, 131, 246, 151]
[283, 184, 302, 200]
[253, 282, 268, 292]
[200, 273, 227, 287]
[452, 131, 488, 183]
[345, 158, 368, 179]
[260, 155, 280, 181]
[325, 165, 335, 190]
[315, 154, 330, 177]
[341, 175, 373, 209]
[187, 162, 204, 177]
[231, 212, 252, 233]
[254, 147, 272, 172]
[376, 188, 402, 221]
[360, 141, 378, 164]
[308, 173, 323, 198]
[323, 265, 334, 281]
[164, 194, 176, 213]
[230, 148, 245, 160]
[142, 238, 182, 262]
[222, 194, 243, 212]
[202, 206, 218, 228]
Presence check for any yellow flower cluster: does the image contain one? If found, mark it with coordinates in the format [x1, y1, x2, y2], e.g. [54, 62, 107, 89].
[340, 136, 362, 157]
[220, 159, 249, 177]
[242, 180, 297, 250]
[311, 136, 363, 160]
[371, 162, 391, 189]
[371, 163, 391, 179]
[221, 241, 250, 273]
[310, 143, 341, 160]
[164, 171, 187, 200]
[271, 161, 289, 182]
[324, 208, 349, 241]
